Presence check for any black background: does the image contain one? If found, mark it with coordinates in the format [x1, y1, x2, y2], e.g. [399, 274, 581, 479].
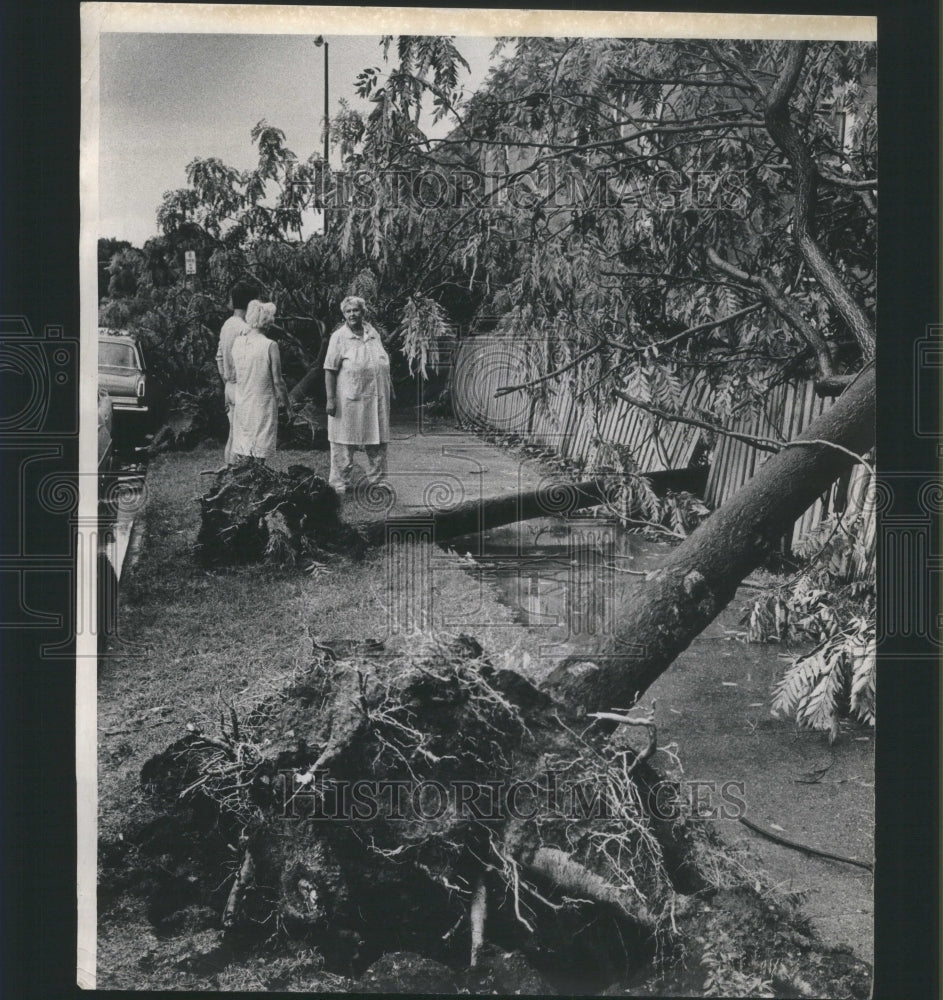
[1, 2, 938, 998]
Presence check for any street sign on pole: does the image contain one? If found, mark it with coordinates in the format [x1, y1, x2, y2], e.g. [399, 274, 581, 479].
[184, 250, 196, 275]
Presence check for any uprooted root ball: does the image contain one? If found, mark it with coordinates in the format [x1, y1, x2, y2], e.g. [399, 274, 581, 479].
[195, 463, 364, 567]
[121, 634, 871, 996]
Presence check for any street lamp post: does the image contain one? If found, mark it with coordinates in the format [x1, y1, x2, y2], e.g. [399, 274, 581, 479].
[314, 36, 329, 165]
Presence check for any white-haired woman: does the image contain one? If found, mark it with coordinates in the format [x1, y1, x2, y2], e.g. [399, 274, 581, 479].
[231, 300, 294, 464]
[323, 295, 392, 492]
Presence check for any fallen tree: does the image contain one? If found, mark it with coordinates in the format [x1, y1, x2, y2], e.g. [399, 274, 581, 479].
[122, 376, 876, 994]
[546, 365, 875, 717]
[195, 463, 706, 564]
[360, 466, 706, 546]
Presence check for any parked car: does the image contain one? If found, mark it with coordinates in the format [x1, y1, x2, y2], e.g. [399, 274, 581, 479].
[99, 329, 157, 454]
[98, 329, 150, 415]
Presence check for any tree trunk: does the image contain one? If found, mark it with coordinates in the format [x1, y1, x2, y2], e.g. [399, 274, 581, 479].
[762, 43, 876, 361]
[288, 366, 322, 404]
[359, 468, 708, 547]
[288, 339, 331, 404]
[544, 365, 875, 714]
[814, 374, 856, 397]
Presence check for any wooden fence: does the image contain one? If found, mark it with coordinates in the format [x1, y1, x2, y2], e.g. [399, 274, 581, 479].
[451, 336, 874, 576]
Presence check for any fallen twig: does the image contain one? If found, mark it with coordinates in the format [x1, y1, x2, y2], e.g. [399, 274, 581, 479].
[738, 816, 873, 872]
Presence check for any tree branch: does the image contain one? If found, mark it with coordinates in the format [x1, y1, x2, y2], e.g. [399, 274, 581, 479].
[762, 43, 876, 359]
[818, 171, 878, 189]
[608, 302, 764, 355]
[780, 439, 875, 479]
[704, 41, 765, 96]
[613, 68, 754, 91]
[738, 817, 873, 872]
[814, 374, 856, 396]
[494, 343, 603, 397]
[612, 389, 782, 453]
[856, 189, 877, 217]
[706, 248, 835, 377]
[600, 267, 749, 290]
[495, 305, 765, 398]
[432, 118, 768, 158]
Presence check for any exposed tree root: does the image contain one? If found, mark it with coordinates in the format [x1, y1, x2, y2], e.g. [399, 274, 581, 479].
[194, 463, 363, 567]
[525, 846, 657, 928]
[469, 876, 487, 966]
[113, 634, 871, 996]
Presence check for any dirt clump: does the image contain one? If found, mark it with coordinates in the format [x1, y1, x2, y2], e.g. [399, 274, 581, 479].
[354, 952, 459, 993]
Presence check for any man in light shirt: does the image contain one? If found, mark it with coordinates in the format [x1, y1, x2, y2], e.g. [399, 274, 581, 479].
[216, 280, 258, 465]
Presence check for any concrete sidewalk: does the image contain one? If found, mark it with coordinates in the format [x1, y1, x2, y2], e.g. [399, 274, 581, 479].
[275, 415, 556, 524]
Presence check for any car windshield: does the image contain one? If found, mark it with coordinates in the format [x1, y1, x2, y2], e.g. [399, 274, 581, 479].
[99, 341, 137, 368]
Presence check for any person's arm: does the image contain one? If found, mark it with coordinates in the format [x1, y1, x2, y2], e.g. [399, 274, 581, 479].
[216, 330, 227, 381]
[323, 331, 341, 416]
[325, 370, 337, 416]
[373, 330, 394, 402]
[268, 341, 292, 411]
[385, 343, 396, 403]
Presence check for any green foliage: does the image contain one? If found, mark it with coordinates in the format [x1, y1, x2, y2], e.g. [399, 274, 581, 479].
[747, 511, 874, 645]
[661, 490, 712, 537]
[370, 35, 471, 125]
[372, 36, 876, 416]
[701, 926, 776, 997]
[103, 37, 876, 454]
[330, 99, 366, 161]
[398, 296, 452, 378]
[591, 438, 710, 538]
[771, 617, 875, 741]
[792, 508, 874, 583]
[98, 240, 225, 394]
[100, 117, 378, 444]
[98, 237, 133, 299]
[747, 511, 876, 738]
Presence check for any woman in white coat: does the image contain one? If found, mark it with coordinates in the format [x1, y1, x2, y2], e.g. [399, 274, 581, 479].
[323, 296, 392, 493]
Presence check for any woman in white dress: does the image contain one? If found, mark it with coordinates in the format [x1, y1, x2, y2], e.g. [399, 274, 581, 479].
[323, 296, 392, 492]
[231, 300, 294, 464]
